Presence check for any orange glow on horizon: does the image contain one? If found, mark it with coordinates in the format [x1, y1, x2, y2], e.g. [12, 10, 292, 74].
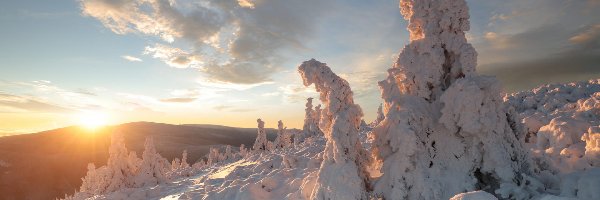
[76, 111, 110, 131]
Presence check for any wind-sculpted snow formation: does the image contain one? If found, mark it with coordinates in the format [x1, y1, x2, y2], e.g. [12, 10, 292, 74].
[298, 59, 371, 200]
[370, 0, 534, 199]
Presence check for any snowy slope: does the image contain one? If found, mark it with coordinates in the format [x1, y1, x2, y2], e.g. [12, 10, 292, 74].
[65, 81, 600, 200]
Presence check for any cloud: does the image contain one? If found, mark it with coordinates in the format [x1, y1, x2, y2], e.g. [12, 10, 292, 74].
[261, 92, 279, 97]
[478, 24, 600, 92]
[196, 78, 273, 90]
[122, 55, 142, 62]
[80, 0, 331, 84]
[465, 0, 600, 91]
[569, 24, 600, 44]
[237, 0, 255, 9]
[213, 105, 232, 111]
[159, 97, 197, 103]
[0, 93, 73, 113]
[74, 88, 97, 96]
[278, 84, 318, 103]
[144, 44, 202, 68]
[339, 71, 386, 98]
[212, 104, 255, 112]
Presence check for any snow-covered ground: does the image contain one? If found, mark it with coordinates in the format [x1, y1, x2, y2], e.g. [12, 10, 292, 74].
[70, 136, 327, 200]
[64, 85, 600, 199]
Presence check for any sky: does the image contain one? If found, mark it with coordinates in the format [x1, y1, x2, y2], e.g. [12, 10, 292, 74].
[1, 0, 599, 135]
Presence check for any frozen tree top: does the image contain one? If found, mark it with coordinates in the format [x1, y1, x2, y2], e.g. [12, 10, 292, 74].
[389, 0, 477, 100]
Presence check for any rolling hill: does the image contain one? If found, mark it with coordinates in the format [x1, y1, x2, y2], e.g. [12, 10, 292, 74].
[0, 122, 276, 200]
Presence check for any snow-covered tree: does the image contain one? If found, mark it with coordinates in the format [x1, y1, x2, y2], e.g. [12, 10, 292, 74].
[371, 1, 533, 199]
[207, 147, 218, 166]
[224, 145, 233, 160]
[301, 98, 322, 140]
[274, 120, 291, 149]
[298, 59, 370, 200]
[78, 163, 102, 196]
[128, 151, 141, 172]
[253, 118, 269, 152]
[133, 137, 169, 187]
[104, 133, 137, 192]
[302, 97, 315, 135]
[171, 158, 181, 171]
[372, 103, 385, 126]
[313, 104, 322, 134]
[267, 141, 275, 151]
[70, 133, 138, 199]
[181, 150, 190, 169]
[239, 144, 248, 158]
[192, 160, 206, 170]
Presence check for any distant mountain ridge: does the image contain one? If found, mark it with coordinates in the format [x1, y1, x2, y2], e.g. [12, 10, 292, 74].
[0, 121, 274, 200]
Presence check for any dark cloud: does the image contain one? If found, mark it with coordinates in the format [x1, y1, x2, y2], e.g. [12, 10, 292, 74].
[81, 0, 332, 84]
[478, 24, 600, 92]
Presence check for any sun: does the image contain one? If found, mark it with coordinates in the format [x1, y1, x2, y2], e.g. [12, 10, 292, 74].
[77, 111, 109, 131]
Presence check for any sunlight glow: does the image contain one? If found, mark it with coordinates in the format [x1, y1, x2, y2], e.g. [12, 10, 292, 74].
[77, 112, 109, 131]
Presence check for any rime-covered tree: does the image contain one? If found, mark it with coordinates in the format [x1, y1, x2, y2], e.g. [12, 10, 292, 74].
[239, 144, 248, 158]
[171, 158, 181, 171]
[313, 104, 323, 134]
[303, 97, 315, 134]
[207, 147, 219, 166]
[301, 98, 322, 139]
[78, 163, 102, 196]
[128, 151, 141, 172]
[274, 120, 291, 149]
[224, 145, 233, 160]
[372, 103, 385, 126]
[298, 59, 370, 200]
[192, 160, 206, 170]
[133, 137, 169, 187]
[371, 0, 533, 199]
[181, 150, 190, 169]
[253, 118, 269, 152]
[105, 133, 137, 192]
[71, 134, 138, 198]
